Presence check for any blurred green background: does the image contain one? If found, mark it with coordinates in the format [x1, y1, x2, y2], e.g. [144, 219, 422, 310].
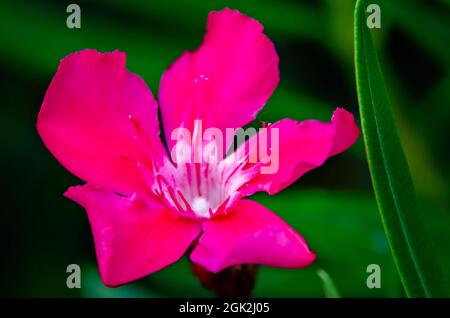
[0, 0, 449, 297]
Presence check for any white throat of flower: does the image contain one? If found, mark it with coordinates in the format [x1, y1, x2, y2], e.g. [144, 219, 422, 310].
[191, 196, 211, 218]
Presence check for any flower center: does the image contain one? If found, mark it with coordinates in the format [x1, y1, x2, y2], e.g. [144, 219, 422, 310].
[191, 196, 211, 218]
[145, 135, 262, 219]
[152, 159, 255, 219]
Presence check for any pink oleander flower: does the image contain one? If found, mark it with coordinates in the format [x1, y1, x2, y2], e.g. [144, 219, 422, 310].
[37, 8, 359, 287]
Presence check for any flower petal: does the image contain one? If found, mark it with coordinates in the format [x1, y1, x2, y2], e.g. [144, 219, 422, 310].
[65, 184, 201, 286]
[159, 8, 279, 155]
[37, 49, 164, 195]
[239, 107, 359, 195]
[190, 199, 315, 272]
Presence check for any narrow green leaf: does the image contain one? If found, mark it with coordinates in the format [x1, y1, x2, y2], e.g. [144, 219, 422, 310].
[317, 269, 341, 298]
[354, 0, 448, 297]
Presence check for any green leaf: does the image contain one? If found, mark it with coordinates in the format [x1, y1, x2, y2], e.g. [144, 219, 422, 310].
[317, 268, 341, 298]
[354, 0, 448, 297]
